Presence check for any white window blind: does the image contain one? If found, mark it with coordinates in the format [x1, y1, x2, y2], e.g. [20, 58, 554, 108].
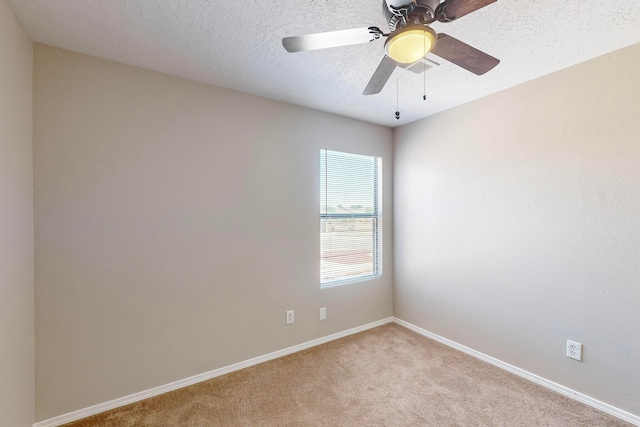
[320, 149, 381, 287]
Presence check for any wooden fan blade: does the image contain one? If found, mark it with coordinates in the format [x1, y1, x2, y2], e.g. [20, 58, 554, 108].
[431, 33, 499, 75]
[363, 56, 397, 95]
[283, 27, 383, 53]
[436, 0, 497, 22]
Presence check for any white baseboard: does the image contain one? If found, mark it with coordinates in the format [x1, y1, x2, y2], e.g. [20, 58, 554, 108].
[392, 317, 640, 427]
[33, 317, 394, 427]
[34, 316, 640, 427]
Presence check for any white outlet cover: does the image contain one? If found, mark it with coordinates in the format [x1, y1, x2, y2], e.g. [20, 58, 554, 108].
[286, 310, 294, 325]
[566, 340, 583, 361]
[319, 307, 327, 321]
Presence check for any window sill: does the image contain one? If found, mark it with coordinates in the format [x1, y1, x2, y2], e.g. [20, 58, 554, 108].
[321, 274, 382, 289]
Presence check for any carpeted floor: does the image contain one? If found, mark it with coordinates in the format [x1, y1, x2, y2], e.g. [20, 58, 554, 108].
[63, 323, 633, 426]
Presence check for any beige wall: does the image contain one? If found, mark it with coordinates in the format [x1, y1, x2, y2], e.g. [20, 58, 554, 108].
[0, 1, 34, 426]
[33, 45, 393, 420]
[394, 43, 640, 415]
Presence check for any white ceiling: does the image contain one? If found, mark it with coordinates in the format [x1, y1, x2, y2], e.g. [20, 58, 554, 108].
[8, 0, 640, 127]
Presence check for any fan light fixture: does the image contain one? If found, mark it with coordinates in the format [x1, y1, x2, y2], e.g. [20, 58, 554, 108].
[384, 26, 437, 64]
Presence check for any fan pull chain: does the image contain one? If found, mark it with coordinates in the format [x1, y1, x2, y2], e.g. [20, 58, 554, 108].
[423, 30, 427, 101]
[423, 70, 426, 100]
[395, 68, 400, 120]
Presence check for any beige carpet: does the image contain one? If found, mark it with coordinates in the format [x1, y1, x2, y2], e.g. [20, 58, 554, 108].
[63, 323, 633, 426]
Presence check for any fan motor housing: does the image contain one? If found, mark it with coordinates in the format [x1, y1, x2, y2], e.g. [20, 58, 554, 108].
[383, 0, 440, 32]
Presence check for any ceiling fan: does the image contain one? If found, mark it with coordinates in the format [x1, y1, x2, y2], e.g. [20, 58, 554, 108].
[282, 0, 500, 96]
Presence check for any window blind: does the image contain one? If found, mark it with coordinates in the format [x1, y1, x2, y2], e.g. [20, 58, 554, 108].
[320, 149, 381, 287]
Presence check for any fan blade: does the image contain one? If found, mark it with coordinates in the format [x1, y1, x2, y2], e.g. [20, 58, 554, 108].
[436, 0, 496, 22]
[283, 27, 383, 53]
[431, 33, 499, 75]
[363, 56, 397, 95]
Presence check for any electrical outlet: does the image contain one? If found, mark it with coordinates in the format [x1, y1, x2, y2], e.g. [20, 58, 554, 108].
[319, 307, 327, 321]
[286, 310, 294, 325]
[566, 340, 582, 361]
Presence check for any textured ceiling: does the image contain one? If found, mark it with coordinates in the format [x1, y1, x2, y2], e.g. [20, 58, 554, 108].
[8, 0, 640, 127]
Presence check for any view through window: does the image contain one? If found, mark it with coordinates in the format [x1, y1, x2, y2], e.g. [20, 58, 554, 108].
[320, 149, 381, 287]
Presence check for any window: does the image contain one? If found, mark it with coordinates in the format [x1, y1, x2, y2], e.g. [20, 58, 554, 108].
[320, 149, 382, 287]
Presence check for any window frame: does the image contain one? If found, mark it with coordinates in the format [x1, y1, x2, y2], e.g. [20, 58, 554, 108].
[319, 149, 382, 288]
